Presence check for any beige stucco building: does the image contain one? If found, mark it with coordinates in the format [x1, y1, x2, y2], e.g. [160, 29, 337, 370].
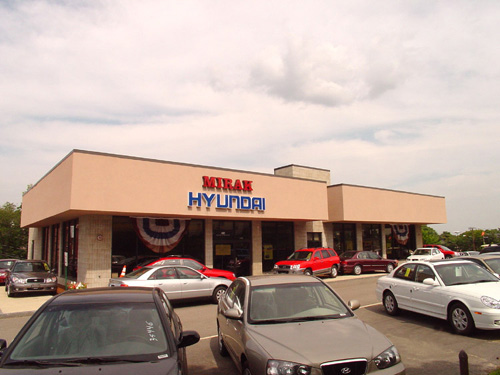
[21, 150, 446, 288]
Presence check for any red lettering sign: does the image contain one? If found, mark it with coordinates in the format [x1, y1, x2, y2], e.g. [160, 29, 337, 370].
[202, 176, 253, 191]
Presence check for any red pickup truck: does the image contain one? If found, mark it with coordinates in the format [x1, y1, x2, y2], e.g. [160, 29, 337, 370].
[273, 247, 340, 278]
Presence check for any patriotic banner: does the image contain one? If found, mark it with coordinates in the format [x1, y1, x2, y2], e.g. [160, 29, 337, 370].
[134, 218, 190, 253]
[391, 224, 410, 245]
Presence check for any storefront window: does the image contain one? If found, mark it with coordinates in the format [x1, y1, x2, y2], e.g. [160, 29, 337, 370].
[213, 220, 251, 276]
[333, 224, 356, 254]
[307, 232, 322, 248]
[385, 224, 415, 259]
[262, 222, 294, 272]
[51, 225, 60, 274]
[362, 224, 381, 255]
[62, 219, 78, 280]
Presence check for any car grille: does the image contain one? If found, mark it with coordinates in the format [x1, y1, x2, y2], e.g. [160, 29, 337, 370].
[27, 278, 45, 283]
[277, 265, 290, 270]
[321, 359, 367, 375]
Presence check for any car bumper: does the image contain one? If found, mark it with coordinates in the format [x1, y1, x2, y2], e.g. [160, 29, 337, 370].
[273, 268, 305, 275]
[9, 283, 57, 294]
[472, 309, 500, 330]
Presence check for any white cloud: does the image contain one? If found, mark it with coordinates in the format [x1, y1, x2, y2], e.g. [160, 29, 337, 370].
[0, 0, 499, 233]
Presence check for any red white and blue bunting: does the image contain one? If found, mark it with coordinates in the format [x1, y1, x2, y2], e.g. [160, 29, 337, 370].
[391, 224, 410, 245]
[134, 218, 190, 254]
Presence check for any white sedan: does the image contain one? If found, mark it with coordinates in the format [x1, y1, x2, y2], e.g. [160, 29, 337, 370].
[376, 259, 500, 335]
[407, 247, 444, 261]
[109, 265, 231, 303]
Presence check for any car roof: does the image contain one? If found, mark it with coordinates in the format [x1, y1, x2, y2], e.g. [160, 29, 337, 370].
[13, 259, 47, 263]
[50, 286, 158, 305]
[241, 274, 321, 287]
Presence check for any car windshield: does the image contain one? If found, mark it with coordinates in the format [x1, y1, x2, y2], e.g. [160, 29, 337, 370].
[287, 251, 312, 261]
[435, 263, 499, 286]
[6, 302, 169, 364]
[484, 258, 500, 273]
[0, 260, 15, 269]
[340, 251, 357, 260]
[12, 262, 49, 273]
[248, 283, 352, 324]
[414, 249, 431, 255]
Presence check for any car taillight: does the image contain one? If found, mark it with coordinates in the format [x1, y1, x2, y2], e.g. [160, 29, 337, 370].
[119, 283, 129, 287]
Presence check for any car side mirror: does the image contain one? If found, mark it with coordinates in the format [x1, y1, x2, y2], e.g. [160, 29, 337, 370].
[0, 339, 7, 354]
[423, 278, 439, 286]
[348, 300, 360, 311]
[178, 330, 200, 349]
[223, 308, 243, 320]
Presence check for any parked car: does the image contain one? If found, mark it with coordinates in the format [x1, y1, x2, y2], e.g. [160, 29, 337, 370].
[451, 255, 500, 278]
[407, 247, 444, 261]
[0, 259, 16, 285]
[273, 248, 340, 278]
[109, 265, 231, 303]
[0, 287, 200, 374]
[113, 255, 160, 274]
[339, 251, 398, 275]
[480, 245, 500, 254]
[137, 256, 236, 280]
[217, 275, 405, 375]
[424, 244, 462, 258]
[376, 259, 500, 335]
[4, 260, 57, 297]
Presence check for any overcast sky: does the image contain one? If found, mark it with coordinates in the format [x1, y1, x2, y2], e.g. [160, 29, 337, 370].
[1, 0, 498, 234]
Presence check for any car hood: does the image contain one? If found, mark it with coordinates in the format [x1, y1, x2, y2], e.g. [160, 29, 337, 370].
[246, 317, 392, 365]
[10, 271, 54, 279]
[447, 281, 500, 298]
[407, 255, 433, 261]
[0, 358, 179, 374]
[275, 260, 306, 265]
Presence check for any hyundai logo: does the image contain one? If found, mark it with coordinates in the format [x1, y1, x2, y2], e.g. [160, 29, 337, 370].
[340, 367, 352, 374]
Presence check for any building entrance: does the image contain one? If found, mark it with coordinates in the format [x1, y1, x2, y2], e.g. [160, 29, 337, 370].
[213, 220, 252, 276]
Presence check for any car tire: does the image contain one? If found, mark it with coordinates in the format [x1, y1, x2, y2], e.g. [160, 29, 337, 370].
[449, 303, 475, 335]
[353, 265, 362, 275]
[217, 324, 229, 357]
[330, 265, 338, 278]
[242, 361, 252, 375]
[7, 285, 16, 298]
[212, 286, 227, 304]
[386, 264, 394, 273]
[304, 269, 313, 276]
[383, 291, 399, 316]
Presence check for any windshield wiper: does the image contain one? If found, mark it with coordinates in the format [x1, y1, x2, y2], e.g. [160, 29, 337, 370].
[4, 360, 82, 367]
[64, 357, 151, 364]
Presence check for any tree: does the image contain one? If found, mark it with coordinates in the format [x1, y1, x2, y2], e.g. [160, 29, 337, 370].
[422, 225, 440, 245]
[0, 202, 28, 259]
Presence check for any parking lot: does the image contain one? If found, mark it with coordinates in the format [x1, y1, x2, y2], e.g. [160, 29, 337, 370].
[1, 274, 499, 374]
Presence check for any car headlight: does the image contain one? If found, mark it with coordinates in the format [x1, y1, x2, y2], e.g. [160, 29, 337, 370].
[273, 264, 279, 269]
[0, 272, 5, 277]
[267, 360, 311, 375]
[373, 345, 401, 370]
[45, 276, 57, 283]
[481, 296, 500, 309]
[12, 276, 26, 284]
[290, 264, 301, 270]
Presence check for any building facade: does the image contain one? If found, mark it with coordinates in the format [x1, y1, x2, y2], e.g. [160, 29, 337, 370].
[21, 150, 447, 288]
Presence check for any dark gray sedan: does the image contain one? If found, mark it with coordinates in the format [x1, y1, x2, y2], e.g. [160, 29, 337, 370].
[109, 265, 231, 303]
[4, 260, 57, 297]
[0, 287, 199, 374]
[217, 275, 405, 375]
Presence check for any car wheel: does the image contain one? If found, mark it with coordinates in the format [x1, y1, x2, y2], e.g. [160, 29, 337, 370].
[212, 286, 227, 304]
[386, 264, 394, 273]
[449, 303, 475, 335]
[217, 324, 229, 357]
[7, 285, 16, 298]
[383, 291, 399, 316]
[303, 269, 313, 276]
[242, 361, 252, 375]
[445, 255, 452, 259]
[353, 265, 362, 275]
[330, 265, 338, 278]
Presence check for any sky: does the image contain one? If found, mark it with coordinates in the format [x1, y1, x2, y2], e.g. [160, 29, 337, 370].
[0, 0, 499, 234]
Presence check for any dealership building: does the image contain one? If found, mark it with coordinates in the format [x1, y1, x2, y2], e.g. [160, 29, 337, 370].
[21, 150, 447, 288]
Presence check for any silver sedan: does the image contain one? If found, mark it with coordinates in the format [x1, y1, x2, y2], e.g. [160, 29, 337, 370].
[109, 265, 231, 303]
[217, 275, 405, 375]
